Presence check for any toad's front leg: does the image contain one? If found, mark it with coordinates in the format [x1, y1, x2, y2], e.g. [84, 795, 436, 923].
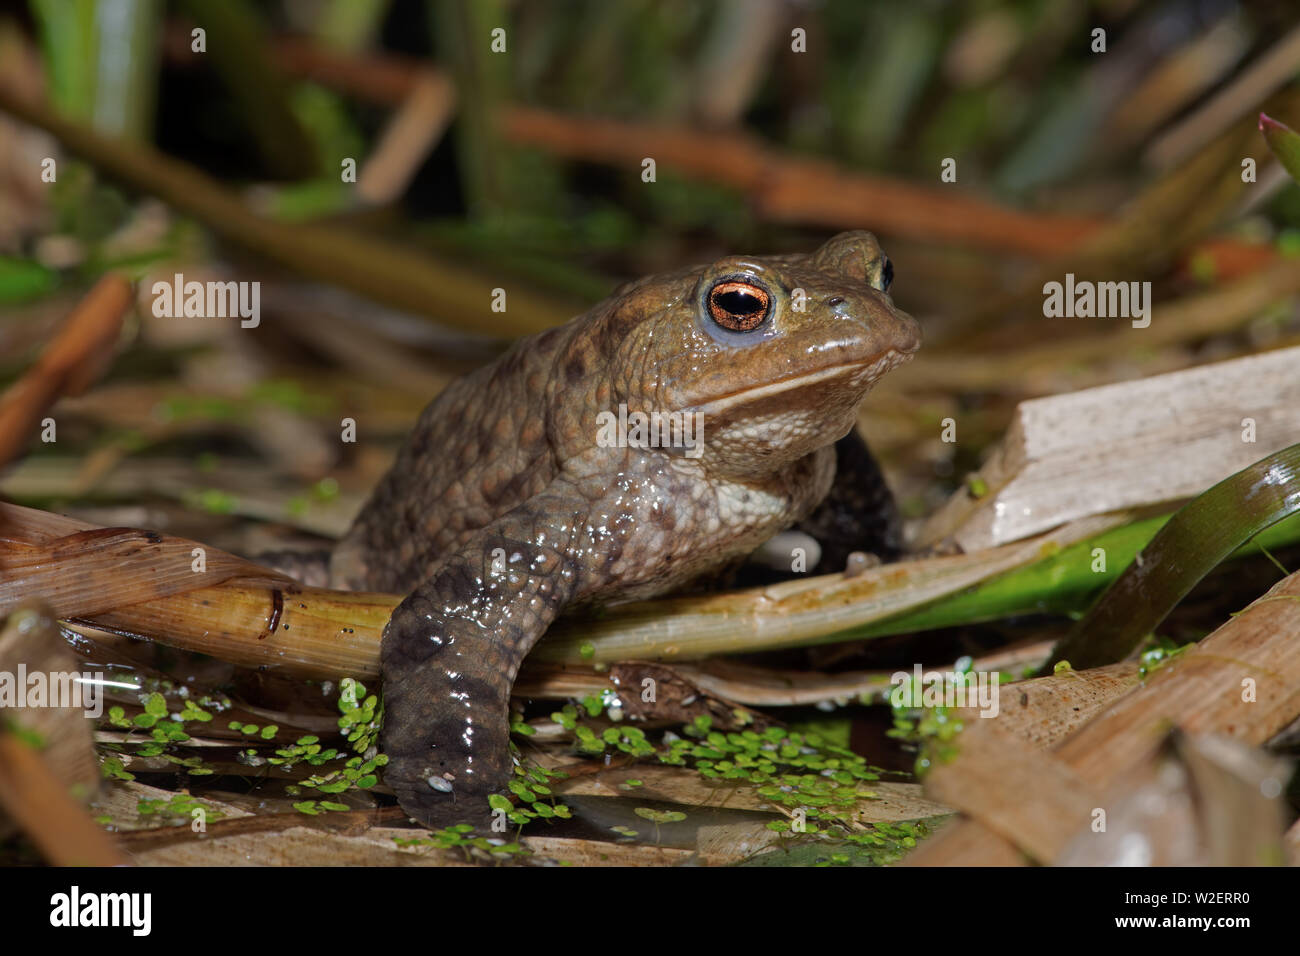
[380, 497, 589, 829]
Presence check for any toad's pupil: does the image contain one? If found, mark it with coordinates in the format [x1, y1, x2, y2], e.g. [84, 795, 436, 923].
[882, 258, 894, 291]
[716, 290, 763, 314]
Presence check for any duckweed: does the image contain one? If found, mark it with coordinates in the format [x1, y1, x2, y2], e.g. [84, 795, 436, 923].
[136, 793, 225, 826]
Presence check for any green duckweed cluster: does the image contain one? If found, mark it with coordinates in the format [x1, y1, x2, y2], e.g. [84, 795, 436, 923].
[744, 819, 938, 867]
[91, 670, 936, 863]
[631, 807, 686, 843]
[135, 792, 225, 827]
[228, 720, 279, 740]
[551, 699, 657, 758]
[664, 713, 888, 818]
[100, 683, 228, 780]
[887, 702, 963, 776]
[884, 659, 995, 776]
[267, 734, 334, 768]
[545, 696, 935, 862]
[94, 676, 389, 815]
[495, 761, 574, 825]
[292, 799, 352, 815]
[284, 678, 385, 805]
[393, 824, 529, 862]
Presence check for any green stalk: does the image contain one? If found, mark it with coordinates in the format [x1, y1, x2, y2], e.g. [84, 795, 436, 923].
[29, 0, 161, 140]
[1046, 443, 1300, 671]
[432, 0, 514, 218]
[29, 0, 97, 123]
[175, 0, 317, 178]
[533, 509, 1300, 666]
[856, 511, 1300, 642]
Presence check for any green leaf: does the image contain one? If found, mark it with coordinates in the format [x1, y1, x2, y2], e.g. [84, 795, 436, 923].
[1261, 113, 1300, 184]
[508, 779, 536, 803]
[1047, 443, 1300, 670]
[0, 257, 57, 304]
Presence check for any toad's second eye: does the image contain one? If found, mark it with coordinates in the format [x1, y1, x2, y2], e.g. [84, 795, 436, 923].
[707, 280, 770, 332]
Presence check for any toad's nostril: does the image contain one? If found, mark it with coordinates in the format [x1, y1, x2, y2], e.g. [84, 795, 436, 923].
[827, 296, 845, 307]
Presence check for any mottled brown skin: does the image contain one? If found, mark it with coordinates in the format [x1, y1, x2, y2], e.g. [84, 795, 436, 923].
[331, 232, 921, 828]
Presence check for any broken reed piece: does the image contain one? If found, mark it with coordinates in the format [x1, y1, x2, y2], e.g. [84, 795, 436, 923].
[0, 503, 386, 680]
[1055, 730, 1293, 865]
[895, 664, 1141, 864]
[0, 601, 127, 866]
[0, 273, 132, 471]
[917, 345, 1300, 551]
[0, 602, 100, 804]
[905, 567, 1300, 866]
[925, 721, 1102, 865]
[948, 661, 1140, 752]
[0, 731, 129, 866]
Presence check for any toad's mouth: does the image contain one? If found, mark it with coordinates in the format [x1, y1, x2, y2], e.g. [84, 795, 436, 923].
[688, 348, 912, 418]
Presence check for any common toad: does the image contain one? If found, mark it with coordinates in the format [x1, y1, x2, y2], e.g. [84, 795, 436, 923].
[331, 231, 921, 827]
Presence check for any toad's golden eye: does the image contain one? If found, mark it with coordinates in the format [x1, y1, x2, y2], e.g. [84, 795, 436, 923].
[707, 280, 770, 332]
